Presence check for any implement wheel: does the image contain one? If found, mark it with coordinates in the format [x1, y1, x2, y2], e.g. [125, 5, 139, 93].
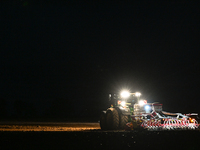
[100, 111, 107, 130]
[106, 108, 119, 130]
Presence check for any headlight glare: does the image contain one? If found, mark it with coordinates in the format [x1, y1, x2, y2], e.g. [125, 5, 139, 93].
[121, 101, 126, 107]
[120, 91, 130, 98]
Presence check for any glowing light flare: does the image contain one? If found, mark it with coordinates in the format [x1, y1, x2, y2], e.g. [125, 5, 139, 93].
[139, 100, 145, 106]
[135, 92, 141, 97]
[189, 118, 195, 123]
[120, 91, 130, 98]
[121, 101, 126, 107]
[145, 105, 150, 110]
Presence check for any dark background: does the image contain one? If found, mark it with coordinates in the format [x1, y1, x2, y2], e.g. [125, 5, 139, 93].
[0, 1, 200, 121]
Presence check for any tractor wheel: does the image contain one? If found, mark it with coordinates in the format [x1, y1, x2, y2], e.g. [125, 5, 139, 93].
[106, 108, 119, 130]
[100, 111, 107, 130]
[119, 114, 129, 129]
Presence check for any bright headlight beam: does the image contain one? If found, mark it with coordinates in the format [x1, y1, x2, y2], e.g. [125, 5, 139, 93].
[120, 91, 130, 98]
[145, 105, 150, 110]
[139, 100, 145, 106]
[135, 92, 141, 97]
[121, 101, 126, 107]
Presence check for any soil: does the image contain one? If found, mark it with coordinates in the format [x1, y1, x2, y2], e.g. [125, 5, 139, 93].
[0, 122, 199, 150]
[0, 122, 100, 131]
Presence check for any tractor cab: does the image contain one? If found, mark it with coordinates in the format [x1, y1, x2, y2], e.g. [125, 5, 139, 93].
[109, 91, 142, 107]
[100, 90, 144, 130]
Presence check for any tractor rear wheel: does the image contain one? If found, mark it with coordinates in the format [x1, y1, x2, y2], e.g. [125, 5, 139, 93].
[100, 111, 107, 130]
[106, 108, 119, 130]
[119, 114, 129, 129]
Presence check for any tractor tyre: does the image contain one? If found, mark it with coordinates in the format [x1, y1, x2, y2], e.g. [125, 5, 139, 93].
[100, 111, 107, 130]
[106, 108, 119, 130]
[119, 114, 129, 129]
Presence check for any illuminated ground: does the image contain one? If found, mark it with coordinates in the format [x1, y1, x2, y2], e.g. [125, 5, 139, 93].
[0, 122, 199, 132]
[0, 122, 200, 149]
[0, 122, 100, 131]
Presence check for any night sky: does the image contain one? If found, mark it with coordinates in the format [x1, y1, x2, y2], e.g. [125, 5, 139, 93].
[1, 1, 200, 120]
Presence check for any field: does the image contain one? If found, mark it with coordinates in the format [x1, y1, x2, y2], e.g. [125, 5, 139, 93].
[0, 122, 100, 131]
[0, 127, 200, 150]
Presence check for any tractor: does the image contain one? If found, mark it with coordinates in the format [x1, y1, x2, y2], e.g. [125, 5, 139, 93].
[100, 90, 143, 130]
[100, 90, 199, 130]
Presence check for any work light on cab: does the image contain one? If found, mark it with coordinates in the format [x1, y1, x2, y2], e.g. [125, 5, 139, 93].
[120, 91, 130, 98]
[135, 92, 141, 97]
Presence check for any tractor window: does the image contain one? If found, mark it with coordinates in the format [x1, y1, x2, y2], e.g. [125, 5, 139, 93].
[126, 95, 137, 103]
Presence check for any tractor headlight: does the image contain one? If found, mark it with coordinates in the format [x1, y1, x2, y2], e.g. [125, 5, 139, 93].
[121, 101, 126, 107]
[120, 91, 130, 98]
[139, 100, 147, 106]
[145, 105, 150, 111]
[139, 100, 145, 106]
